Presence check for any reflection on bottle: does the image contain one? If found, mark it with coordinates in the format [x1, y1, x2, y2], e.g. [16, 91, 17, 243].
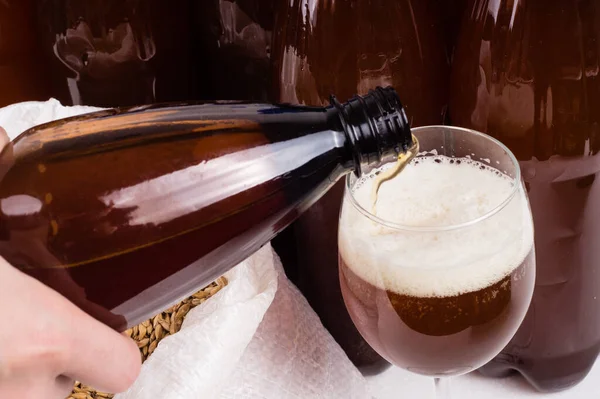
[53, 19, 155, 104]
[195, 0, 274, 101]
[35, 0, 204, 107]
[51, 7, 156, 106]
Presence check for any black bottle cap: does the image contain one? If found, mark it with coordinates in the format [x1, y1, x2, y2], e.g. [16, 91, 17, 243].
[331, 86, 413, 176]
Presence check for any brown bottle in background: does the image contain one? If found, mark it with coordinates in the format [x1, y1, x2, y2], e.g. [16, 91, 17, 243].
[33, 0, 206, 107]
[436, 0, 469, 65]
[193, 0, 275, 102]
[450, 0, 600, 392]
[0, 88, 413, 333]
[32, 0, 275, 106]
[0, 0, 52, 107]
[271, 0, 450, 373]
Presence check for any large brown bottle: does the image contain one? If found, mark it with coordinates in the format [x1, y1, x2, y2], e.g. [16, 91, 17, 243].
[271, 0, 450, 373]
[437, 0, 469, 64]
[34, 0, 205, 107]
[32, 0, 275, 107]
[450, 0, 600, 392]
[193, 0, 275, 102]
[0, 88, 413, 333]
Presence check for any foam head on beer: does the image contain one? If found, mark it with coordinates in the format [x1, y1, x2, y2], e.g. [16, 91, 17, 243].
[339, 155, 534, 299]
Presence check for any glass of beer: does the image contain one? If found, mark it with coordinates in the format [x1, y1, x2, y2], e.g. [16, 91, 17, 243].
[338, 126, 536, 397]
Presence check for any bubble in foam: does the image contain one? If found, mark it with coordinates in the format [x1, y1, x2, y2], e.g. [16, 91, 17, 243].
[340, 155, 534, 298]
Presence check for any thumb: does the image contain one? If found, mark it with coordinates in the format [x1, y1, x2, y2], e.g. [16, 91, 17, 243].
[0, 127, 9, 150]
[0, 126, 14, 183]
[62, 299, 142, 393]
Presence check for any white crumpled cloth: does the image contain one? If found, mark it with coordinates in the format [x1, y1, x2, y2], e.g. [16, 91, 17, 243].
[0, 99, 372, 399]
[117, 244, 370, 399]
[0, 98, 99, 139]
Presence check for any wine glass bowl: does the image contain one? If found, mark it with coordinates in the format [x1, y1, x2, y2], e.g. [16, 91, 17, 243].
[338, 126, 536, 378]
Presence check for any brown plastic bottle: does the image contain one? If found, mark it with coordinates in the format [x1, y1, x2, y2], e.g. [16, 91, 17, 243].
[0, 87, 413, 332]
[32, 0, 275, 107]
[0, 0, 52, 107]
[34, 0, 205, 107]
[192, 0, 275, 102]
[437, 0, 469, 64]
[450, 0, 600, 392]
[271, 0, 450, 374]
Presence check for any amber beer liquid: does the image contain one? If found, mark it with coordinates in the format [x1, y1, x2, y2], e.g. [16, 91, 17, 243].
[339, 155, 535, 374]
[0, 87, 412, 331]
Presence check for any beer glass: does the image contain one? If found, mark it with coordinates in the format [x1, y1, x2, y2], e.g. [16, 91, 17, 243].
[338, 126, 536, 397]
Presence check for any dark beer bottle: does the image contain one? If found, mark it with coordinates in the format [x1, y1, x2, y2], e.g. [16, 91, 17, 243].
[450, 0, 600, 392]
[34, 0, 204, 107]
[193, 0, 276, 102]
[0, 87, 412, 332]
[33, 0, 275, 108]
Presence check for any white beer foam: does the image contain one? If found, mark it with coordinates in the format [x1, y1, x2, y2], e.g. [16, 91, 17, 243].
[339, 156, 534, 298]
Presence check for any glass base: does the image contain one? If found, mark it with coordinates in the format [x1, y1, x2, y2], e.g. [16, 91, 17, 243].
[434, 377, 452, 399]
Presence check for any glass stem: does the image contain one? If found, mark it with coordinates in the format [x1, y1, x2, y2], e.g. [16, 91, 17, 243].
[434, 377, 451, 399]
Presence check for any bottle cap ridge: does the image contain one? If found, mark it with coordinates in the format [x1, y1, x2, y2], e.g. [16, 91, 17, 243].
[331, 86, 413, 176]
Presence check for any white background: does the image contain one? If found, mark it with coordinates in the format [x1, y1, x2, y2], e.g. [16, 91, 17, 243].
[366, 360, 600, 398]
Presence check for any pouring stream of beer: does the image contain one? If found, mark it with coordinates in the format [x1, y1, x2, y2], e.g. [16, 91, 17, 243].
[371, 135, 420, 216]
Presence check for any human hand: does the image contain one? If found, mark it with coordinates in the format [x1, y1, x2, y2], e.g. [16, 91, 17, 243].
[0, 127, 141, 398]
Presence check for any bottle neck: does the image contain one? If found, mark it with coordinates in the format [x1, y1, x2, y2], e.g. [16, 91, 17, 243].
[330, 87, 413, 176]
